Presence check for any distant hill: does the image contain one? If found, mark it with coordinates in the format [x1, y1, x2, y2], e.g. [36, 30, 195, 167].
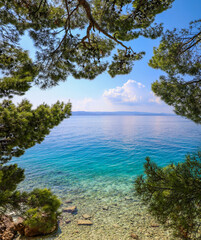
[72, 111, 175, 116]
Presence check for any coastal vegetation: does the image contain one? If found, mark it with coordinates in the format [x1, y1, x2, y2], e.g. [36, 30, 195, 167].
[0, 0, 200, 239]
[0, 100, 71, 236]
[135, 17, 201, 240]
[149, 20, 201, 123]
[135, 153, 201, 239]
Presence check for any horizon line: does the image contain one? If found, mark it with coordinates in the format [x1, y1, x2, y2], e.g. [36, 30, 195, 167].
[72, 111, 175, 116]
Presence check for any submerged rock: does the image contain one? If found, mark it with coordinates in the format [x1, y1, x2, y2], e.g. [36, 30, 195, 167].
[63, 206, 77, 213]
[77, 220, 93, 225]
[125, 196, 133, 201]
[102, 206, 109, 210]
[59, 219, 71, 226]
[82, 214, 91, 219]
[0, 215, 16, 240]
[131, 232, 139, 239]
[151, 223, 159, 227]
[65, 219, 71, 224]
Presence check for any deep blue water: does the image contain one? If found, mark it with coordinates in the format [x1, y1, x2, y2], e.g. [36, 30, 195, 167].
[13, 115, 201, 198]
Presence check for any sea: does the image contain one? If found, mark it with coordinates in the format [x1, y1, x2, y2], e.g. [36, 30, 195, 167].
[12, 115, 201, 239]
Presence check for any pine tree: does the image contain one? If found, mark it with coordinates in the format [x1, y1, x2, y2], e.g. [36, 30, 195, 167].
[0, 0, 174, 95]
[149, 20, 201, 123]
[135, 17, 201, 240]
[135, 153, 201, 239]
[0, 99, 71, 234]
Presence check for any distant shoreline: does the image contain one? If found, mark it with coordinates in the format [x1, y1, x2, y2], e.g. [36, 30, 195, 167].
[72, 111, 175, 116]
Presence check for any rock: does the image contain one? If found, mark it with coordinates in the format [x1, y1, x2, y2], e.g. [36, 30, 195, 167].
[78, 196, 85, 199]
[131, 232, 139, 239]
[59, 220, 64, 226]
[82, 214, 91, 219]
[63, 206, 77, 213]
[77, 220, 93, 225]
[26, 225, 56, 237]
[14, 217, 24, 226]
[23, 224, 57, 237]
[0, 215, 17, 240]
[60, 219, 71, 225]
[103, 206, 109, 210]
[24, 227, 41, 237]
[125, 196, 133, 200]
[15, 217, 57, 237]
[65, 219, 71, 224]
[151, 223, 159, 227]
[14, 217, 25, 235]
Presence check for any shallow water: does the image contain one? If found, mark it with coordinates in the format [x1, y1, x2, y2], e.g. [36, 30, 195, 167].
[13, 115, 201, 239]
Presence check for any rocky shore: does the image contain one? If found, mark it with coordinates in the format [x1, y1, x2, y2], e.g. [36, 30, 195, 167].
[57, 196, 171, 240]
[11, 176, 174, 240]
[26, 192, 172, 240]
[9, 186, 174, 240]
[0, 215, 16, 240]
[1, 175, 174, 240]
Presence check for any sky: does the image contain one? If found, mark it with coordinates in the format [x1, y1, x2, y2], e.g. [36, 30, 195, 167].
[13, 0, 201, 113]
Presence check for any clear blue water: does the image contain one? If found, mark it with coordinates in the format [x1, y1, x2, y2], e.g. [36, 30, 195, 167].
[13, 115, 201, 198]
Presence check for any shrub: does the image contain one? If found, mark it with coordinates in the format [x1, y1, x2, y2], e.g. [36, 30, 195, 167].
[135, 152, 201, 239]
[24, 188, 61, 233]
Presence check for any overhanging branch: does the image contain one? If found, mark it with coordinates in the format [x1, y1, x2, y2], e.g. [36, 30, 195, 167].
[184, 79, 201, 85]
[78, 0, 134, 53]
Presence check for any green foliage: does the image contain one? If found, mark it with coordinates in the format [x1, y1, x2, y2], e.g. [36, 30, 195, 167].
[108, 49, 145, 77]
[0, 99, 71, 164]
[0, 99, 71, 232]
[152, 75, 201, 123]
[24, 189, 61, 233]
[0, 0, 75, 234]
[149, 21, 201, 76]
[149, 20, 201, 123]
[0, 98, 71, 210]
[136, 18, 201, 240]
[0, 0, 174, 94]
[0, 164, 25, 209]
[135, 153, 201, 239]
[0, 42, 37, 98]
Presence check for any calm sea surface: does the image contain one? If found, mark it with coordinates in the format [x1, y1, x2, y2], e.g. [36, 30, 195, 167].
[11, 115, 201, 239]
[13, 115, 201, 198]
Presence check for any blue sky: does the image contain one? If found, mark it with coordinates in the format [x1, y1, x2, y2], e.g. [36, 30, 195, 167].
[13, 0, 201, 113]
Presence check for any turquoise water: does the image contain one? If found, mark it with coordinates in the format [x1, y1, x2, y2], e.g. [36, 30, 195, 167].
[12, 115, 201, 239]
[13, 115, 201, 198]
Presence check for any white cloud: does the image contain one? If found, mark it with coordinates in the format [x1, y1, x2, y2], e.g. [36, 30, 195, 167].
[103, 79, 146, 104]
[69, 80, 172, 113]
